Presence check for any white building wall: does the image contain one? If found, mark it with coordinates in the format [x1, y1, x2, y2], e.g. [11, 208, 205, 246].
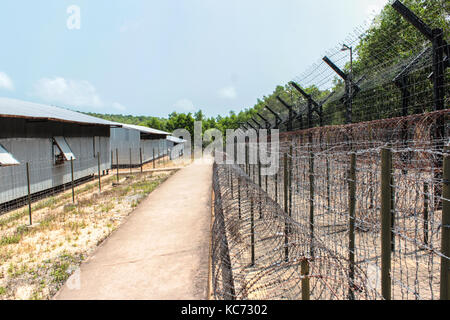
[110, 127, 168, 166]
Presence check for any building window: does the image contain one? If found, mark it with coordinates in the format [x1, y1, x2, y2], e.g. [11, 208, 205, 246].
[0, 144, 20, 167]
[53, 137, 76, 165]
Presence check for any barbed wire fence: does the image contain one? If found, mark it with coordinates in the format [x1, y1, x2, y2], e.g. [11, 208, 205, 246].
[212, 111, 450, 300]
[212, 1, 449, 300]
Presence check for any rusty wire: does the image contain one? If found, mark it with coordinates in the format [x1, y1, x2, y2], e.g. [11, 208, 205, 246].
[212, 110, 449, 300]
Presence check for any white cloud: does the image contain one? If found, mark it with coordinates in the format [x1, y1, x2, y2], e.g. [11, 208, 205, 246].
[218, 86, 237, 100]
[174, 99, 195, 112]
[112, 102, 127, 112]
[366, 0, 388, 16]
[0, 72, 14, 91]
[33, 77, 103, 108]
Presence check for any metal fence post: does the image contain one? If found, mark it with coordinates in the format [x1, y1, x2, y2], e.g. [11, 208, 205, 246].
[238, 176, 241, 220]
[258, 146, 262, 188]
[97, 152, 101, 192]
[250, 195, 255, 267]
[258, 145, 262, 219]
[309, 151, 315, 258]
[391, 150, 396, 252]
[275, 172, 278, 204]
[284, 153, 288, 213]
[301, 258, 310, 300]
[116, 149, 119, 183]
[252, 161, 255, 184]
[245, 143, 249, 176]
[284, 153, 289, 262]
[348, 153, 356, 300]
[381, 147, 392, 300]
[71, 157, 75, 203]
[326, 133, 331, 214]
[326, 157, 331, 214]
[140, 147, 143, 173]
[265, 174, 268, 193]
[369, 171, 374, 209]
[424, 182, 429, 245]
[289, 145, 293, 221]
[129, 148, 132, 174]
[26, 162, 32, 225]
[440, 152, 450, 300]
[230, 168, 234, 198]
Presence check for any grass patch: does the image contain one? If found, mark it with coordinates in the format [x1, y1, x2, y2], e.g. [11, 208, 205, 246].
[100, 203, 115, 213]
[38, 214, 58, 230]
[64, 220, 87, 231]
[50, 262, 70, 283]
[0, 287, 6, 295]
[63, 204, 77, 213]
[0, 209, 28, 228]
[7, 263, 29, 278]
[0, 233, 22, 246]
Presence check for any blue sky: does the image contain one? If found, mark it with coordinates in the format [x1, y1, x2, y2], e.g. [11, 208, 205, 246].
[0, 0, 387, 118]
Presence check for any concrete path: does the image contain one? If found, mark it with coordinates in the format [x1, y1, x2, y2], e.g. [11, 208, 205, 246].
[54, 159, 213, 300]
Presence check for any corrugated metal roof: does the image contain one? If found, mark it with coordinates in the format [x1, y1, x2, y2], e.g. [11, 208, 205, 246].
[167, 136, 186, 144]
[0, 97, 119, 127]
[114, 122, 170, 136]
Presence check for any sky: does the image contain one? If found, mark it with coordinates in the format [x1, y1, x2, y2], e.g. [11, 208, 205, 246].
[0, 0, 388, 118]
